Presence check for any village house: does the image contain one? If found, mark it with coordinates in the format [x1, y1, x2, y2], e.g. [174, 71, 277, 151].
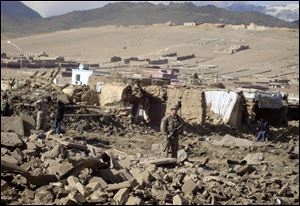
[144, 68, 178, 80]
[269, 79, 290, 89]
[71, 64, 93, 85]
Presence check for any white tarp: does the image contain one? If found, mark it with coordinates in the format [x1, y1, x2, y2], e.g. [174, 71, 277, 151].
[254, 92, 283, 109]
[205, 91, 239, 123]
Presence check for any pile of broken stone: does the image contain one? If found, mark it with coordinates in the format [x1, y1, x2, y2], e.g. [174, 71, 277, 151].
[2, 127, 299, 205]
[1, 70, 299, 205]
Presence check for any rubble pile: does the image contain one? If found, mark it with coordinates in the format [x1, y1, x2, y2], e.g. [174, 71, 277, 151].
[1, 67, 299, 205]
[2, 70, 157, 135]
[1, 127, 299, 205]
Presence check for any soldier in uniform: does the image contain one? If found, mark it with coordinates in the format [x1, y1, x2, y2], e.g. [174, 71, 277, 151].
[35, 95, 51, 131]
[160, 103, 184, 158]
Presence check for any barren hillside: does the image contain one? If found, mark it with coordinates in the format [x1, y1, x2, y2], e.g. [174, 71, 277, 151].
[2, 24, 298, 80]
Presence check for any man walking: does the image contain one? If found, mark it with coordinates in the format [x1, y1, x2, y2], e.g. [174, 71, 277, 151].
[35, 96, 51, 131]
[161, 103, 184, 158]
[257, 118, 269, 142]
[55, 100, 65, 135]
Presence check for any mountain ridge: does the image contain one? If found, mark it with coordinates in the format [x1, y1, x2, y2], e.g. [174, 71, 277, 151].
[1, 1, 298, 37]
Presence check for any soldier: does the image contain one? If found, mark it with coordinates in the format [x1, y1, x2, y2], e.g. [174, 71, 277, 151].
[35, 95, 51, 131]
[161, 103, 184, 158]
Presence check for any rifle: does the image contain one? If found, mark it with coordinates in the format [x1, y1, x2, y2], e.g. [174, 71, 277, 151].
[167, 123, 184, 140]
[163, 123, 184, 152]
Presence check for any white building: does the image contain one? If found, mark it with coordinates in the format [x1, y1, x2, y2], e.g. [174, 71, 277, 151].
[71, 64, 93, 85]
[184, 21, 198, 26]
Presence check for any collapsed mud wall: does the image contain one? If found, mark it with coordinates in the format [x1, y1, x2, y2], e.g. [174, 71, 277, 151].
[165, 87, 205, 124]
[88, 76, 129, 91]
[143, 86, 167, 126]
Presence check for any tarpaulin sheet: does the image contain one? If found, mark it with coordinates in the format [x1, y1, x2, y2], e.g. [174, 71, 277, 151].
[254, 92, 283, 109]
[205, 91, 238, 123]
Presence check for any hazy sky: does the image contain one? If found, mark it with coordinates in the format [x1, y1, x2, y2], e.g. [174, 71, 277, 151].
[22, 1, 299, 17]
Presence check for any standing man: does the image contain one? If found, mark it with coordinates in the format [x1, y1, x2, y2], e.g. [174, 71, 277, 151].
[1, 93, 11, 116]
[256, 118, 269, 142]
[161, 103, 184, 158]
[55, 99, 65, 135]
[35, 95, 51, 131]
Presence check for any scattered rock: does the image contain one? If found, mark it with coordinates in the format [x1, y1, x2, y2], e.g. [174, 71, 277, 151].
[118, 158, 131, 169]
[22, 188, 35, 200]
[89, 190, 109, 203]
[68, 191, 86, 204]
[1, 132, 24, 147]
[243, 153, 264, 164]
[50, 144, 61, 158]
[177, 149, 188, 162]
[125, 196, 144, 205]
[236, 164, 256, 176]
[212, 134, 253, 148]
[75, 181, 89, 197]
[2, 155, 19, 165]
[1, 116, 25, 136]
[113, 188, 130, 205]
[87, 177, 107, 189]
[173, 194, 189, 205]
[48, 161, 73, 176]
[278, 183, 289, 196]
[182, 178, 198, 195]
[67, 176, 79, 188]
[1, 180, 8, 192]
[34, 189, 54, 204]
[106, 181, 131, 192]
[133, 171, 154, 187]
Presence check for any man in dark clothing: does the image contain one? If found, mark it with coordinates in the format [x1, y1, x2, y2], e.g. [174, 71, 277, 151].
[256, 118, 269, 141]
[55, 100, 65, 135]
[1, 93, 10, 116]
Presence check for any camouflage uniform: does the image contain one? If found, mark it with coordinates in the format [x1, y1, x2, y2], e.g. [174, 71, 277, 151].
[160, 114, 184, 158]
[35, 99, 49, 131]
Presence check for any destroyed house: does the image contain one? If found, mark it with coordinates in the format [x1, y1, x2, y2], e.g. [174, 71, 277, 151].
[146, 87, 246, 128]
[241, 89, 290, 125]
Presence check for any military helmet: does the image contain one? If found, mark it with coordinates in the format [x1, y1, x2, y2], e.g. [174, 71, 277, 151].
[170, 103, 179, 110]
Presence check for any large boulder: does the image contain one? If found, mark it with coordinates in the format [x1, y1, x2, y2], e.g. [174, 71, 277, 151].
[212, 134, 253, 148]
[1, 116, 24, 136]
[99, 84, 131, 107]
[1, 132, 24, 147]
